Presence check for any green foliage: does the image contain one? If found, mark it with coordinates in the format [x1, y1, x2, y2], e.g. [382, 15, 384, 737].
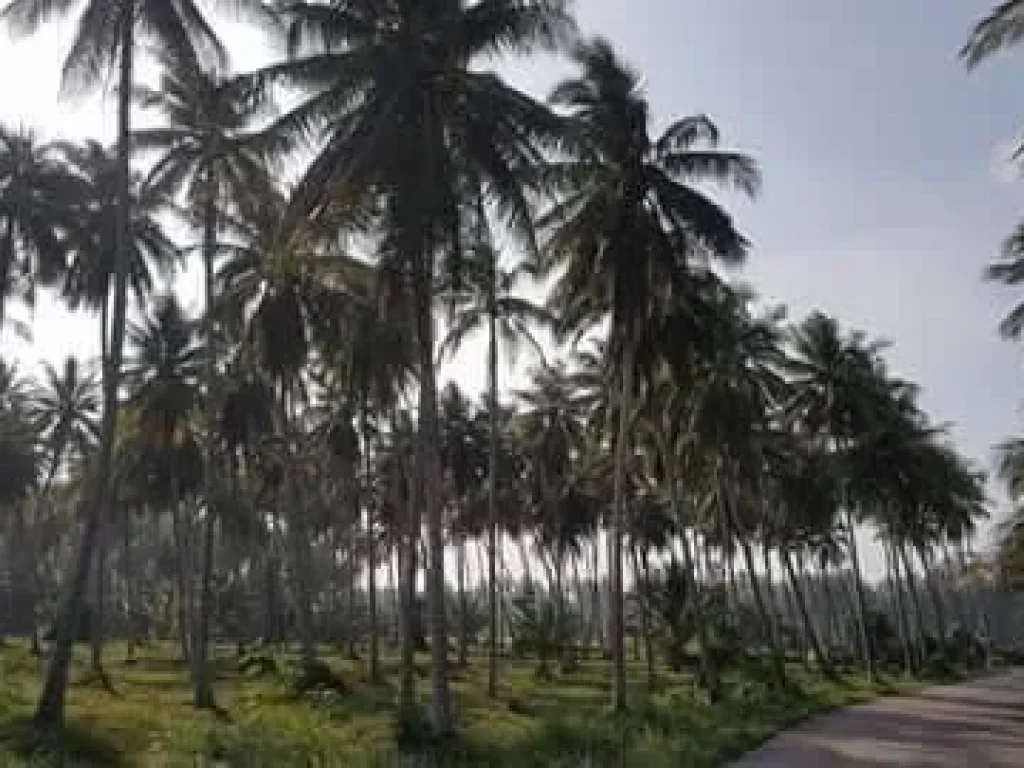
[0, 645, 904, 768]
[508, 592, 580, 678]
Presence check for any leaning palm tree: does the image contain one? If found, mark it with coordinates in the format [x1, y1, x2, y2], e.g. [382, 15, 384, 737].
[538, 37, 759, 709]
[440, 227, 552, 697]
[2, 0, 273, 726]
[782, 312, 895, 681]
[264, 0, 575, 731]
[134, 57, 283, 710]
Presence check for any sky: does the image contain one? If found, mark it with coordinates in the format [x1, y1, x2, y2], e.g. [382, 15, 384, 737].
[1, 1, 1023, 574]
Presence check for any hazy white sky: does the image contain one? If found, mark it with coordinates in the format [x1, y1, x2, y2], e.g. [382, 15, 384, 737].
[2, 1, 1023, 576]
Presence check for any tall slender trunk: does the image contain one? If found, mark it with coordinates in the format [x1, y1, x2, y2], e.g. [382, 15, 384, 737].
[917, 545, 947, 640]
[281, 390, 315, 671]
[781, 548, 833, 676]
[843, 498, 875, 681]
[398, 418, 420, 713]
[363, 419, 379, 683]
[123, 505, 136, 660]
[90, 516, 106, 672]
[720, 466, 784, 686]
[898, 544, 927, 653]
[609, 337, 634, 710]
[886, 542, 914, 674]
[635, 548, 655, 689]
[34, 4, 135, 726]
[456, 538, 468, 667]
[486, 276, 500, 697]
[193, 188, 218, 709]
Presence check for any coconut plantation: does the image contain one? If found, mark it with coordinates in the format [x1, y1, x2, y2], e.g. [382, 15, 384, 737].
[1, 1, 1024, 766]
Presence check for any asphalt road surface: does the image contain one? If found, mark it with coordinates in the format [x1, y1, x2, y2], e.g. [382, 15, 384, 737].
[732, 670, 1024, 767]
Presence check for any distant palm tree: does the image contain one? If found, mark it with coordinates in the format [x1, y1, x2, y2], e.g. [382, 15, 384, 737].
[441, 231, 553, 696]
[134, 57, 283, 709]
[2, 0, 271, 726]
[264, 0, 574, 728]
[59, 140, 181, 359]
[0, 126, 81, 342]
[539, 37, 759, 708]
[783, 312, 894, 681]
[33, 357, 101, 493]
[124, 294, 203, 666]
[0, 359, 41, 646]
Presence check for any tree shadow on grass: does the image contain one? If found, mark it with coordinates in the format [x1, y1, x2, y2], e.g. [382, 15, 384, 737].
[0, 716, 126, 767]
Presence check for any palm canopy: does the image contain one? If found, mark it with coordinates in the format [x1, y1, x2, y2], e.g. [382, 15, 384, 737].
[134, 57, 284, 219]
[32, 356, 101, 485]
[984, 222, 1024, 340]
[538, 37, 760, 347]
[0, 126, 83, 332]
[0, 358, 40, 504]
[782, 311, 893, 447]
[123, 293, 203, 449]
[259, 0, 573, 271]
[1, 0, 274, 91]
[440, 249, 553, 366]
[58, 140, 181, 315]
[962, 1, 1024, 68]
[216, 190, 375, 388]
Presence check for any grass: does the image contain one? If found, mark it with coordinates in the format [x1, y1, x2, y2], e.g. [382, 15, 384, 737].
[0, 642, 907, 767]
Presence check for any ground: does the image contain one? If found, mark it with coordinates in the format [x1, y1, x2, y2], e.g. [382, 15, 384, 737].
[733, 669, 1024, 767]
[0, 642, 901, 766]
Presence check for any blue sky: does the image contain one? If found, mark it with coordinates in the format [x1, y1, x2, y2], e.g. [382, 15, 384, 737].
[1, 1, 1022, 566]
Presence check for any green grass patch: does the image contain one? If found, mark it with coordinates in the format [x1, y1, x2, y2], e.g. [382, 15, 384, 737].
[0, 642, 907, 767]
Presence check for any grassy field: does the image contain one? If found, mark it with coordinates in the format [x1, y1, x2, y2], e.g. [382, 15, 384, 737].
[0, 643, 904, 767]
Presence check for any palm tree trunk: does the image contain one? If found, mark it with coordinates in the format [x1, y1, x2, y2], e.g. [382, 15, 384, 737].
[781, 548, 833, 676]
[918, 545, 948, 640]
[843, 499, 876, 681]
[457, 538, 468, 667]
[898, 544, 927, 654]
[123, 505, 136, 660]
[34, 3, 135, 727]
[363, 419, 379, 684]
[720, 467, 784, 686]
[193, 189, 219, 709]
[90, 515, 106, 673]
[635, 548, 655, 689]
[398, 429, 420, 713]
[170, 470, 191, 662]
[486, 287, 500, 697]
[609, 336, 635, 711]
[886, 542, 914, 674]
[281, 390, 315, 671]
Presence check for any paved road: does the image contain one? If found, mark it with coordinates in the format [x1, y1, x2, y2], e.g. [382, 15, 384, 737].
[732, 670, 1024, 767]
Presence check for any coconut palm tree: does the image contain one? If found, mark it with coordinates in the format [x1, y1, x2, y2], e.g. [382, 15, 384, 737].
[783, 312, 896, 681]
[263, 0, 575, 730]
[134, 56, 285, 709]
[0, 359, 40, 646]
[124, 294, 203, 666]
[0, 126, 81, 342]
[59, 140, 181, 359]
[440, 229, 553, 696]
[538, 37, 760, 708]
[1, 0, 274, 726]
[33, 357, 101, 493]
